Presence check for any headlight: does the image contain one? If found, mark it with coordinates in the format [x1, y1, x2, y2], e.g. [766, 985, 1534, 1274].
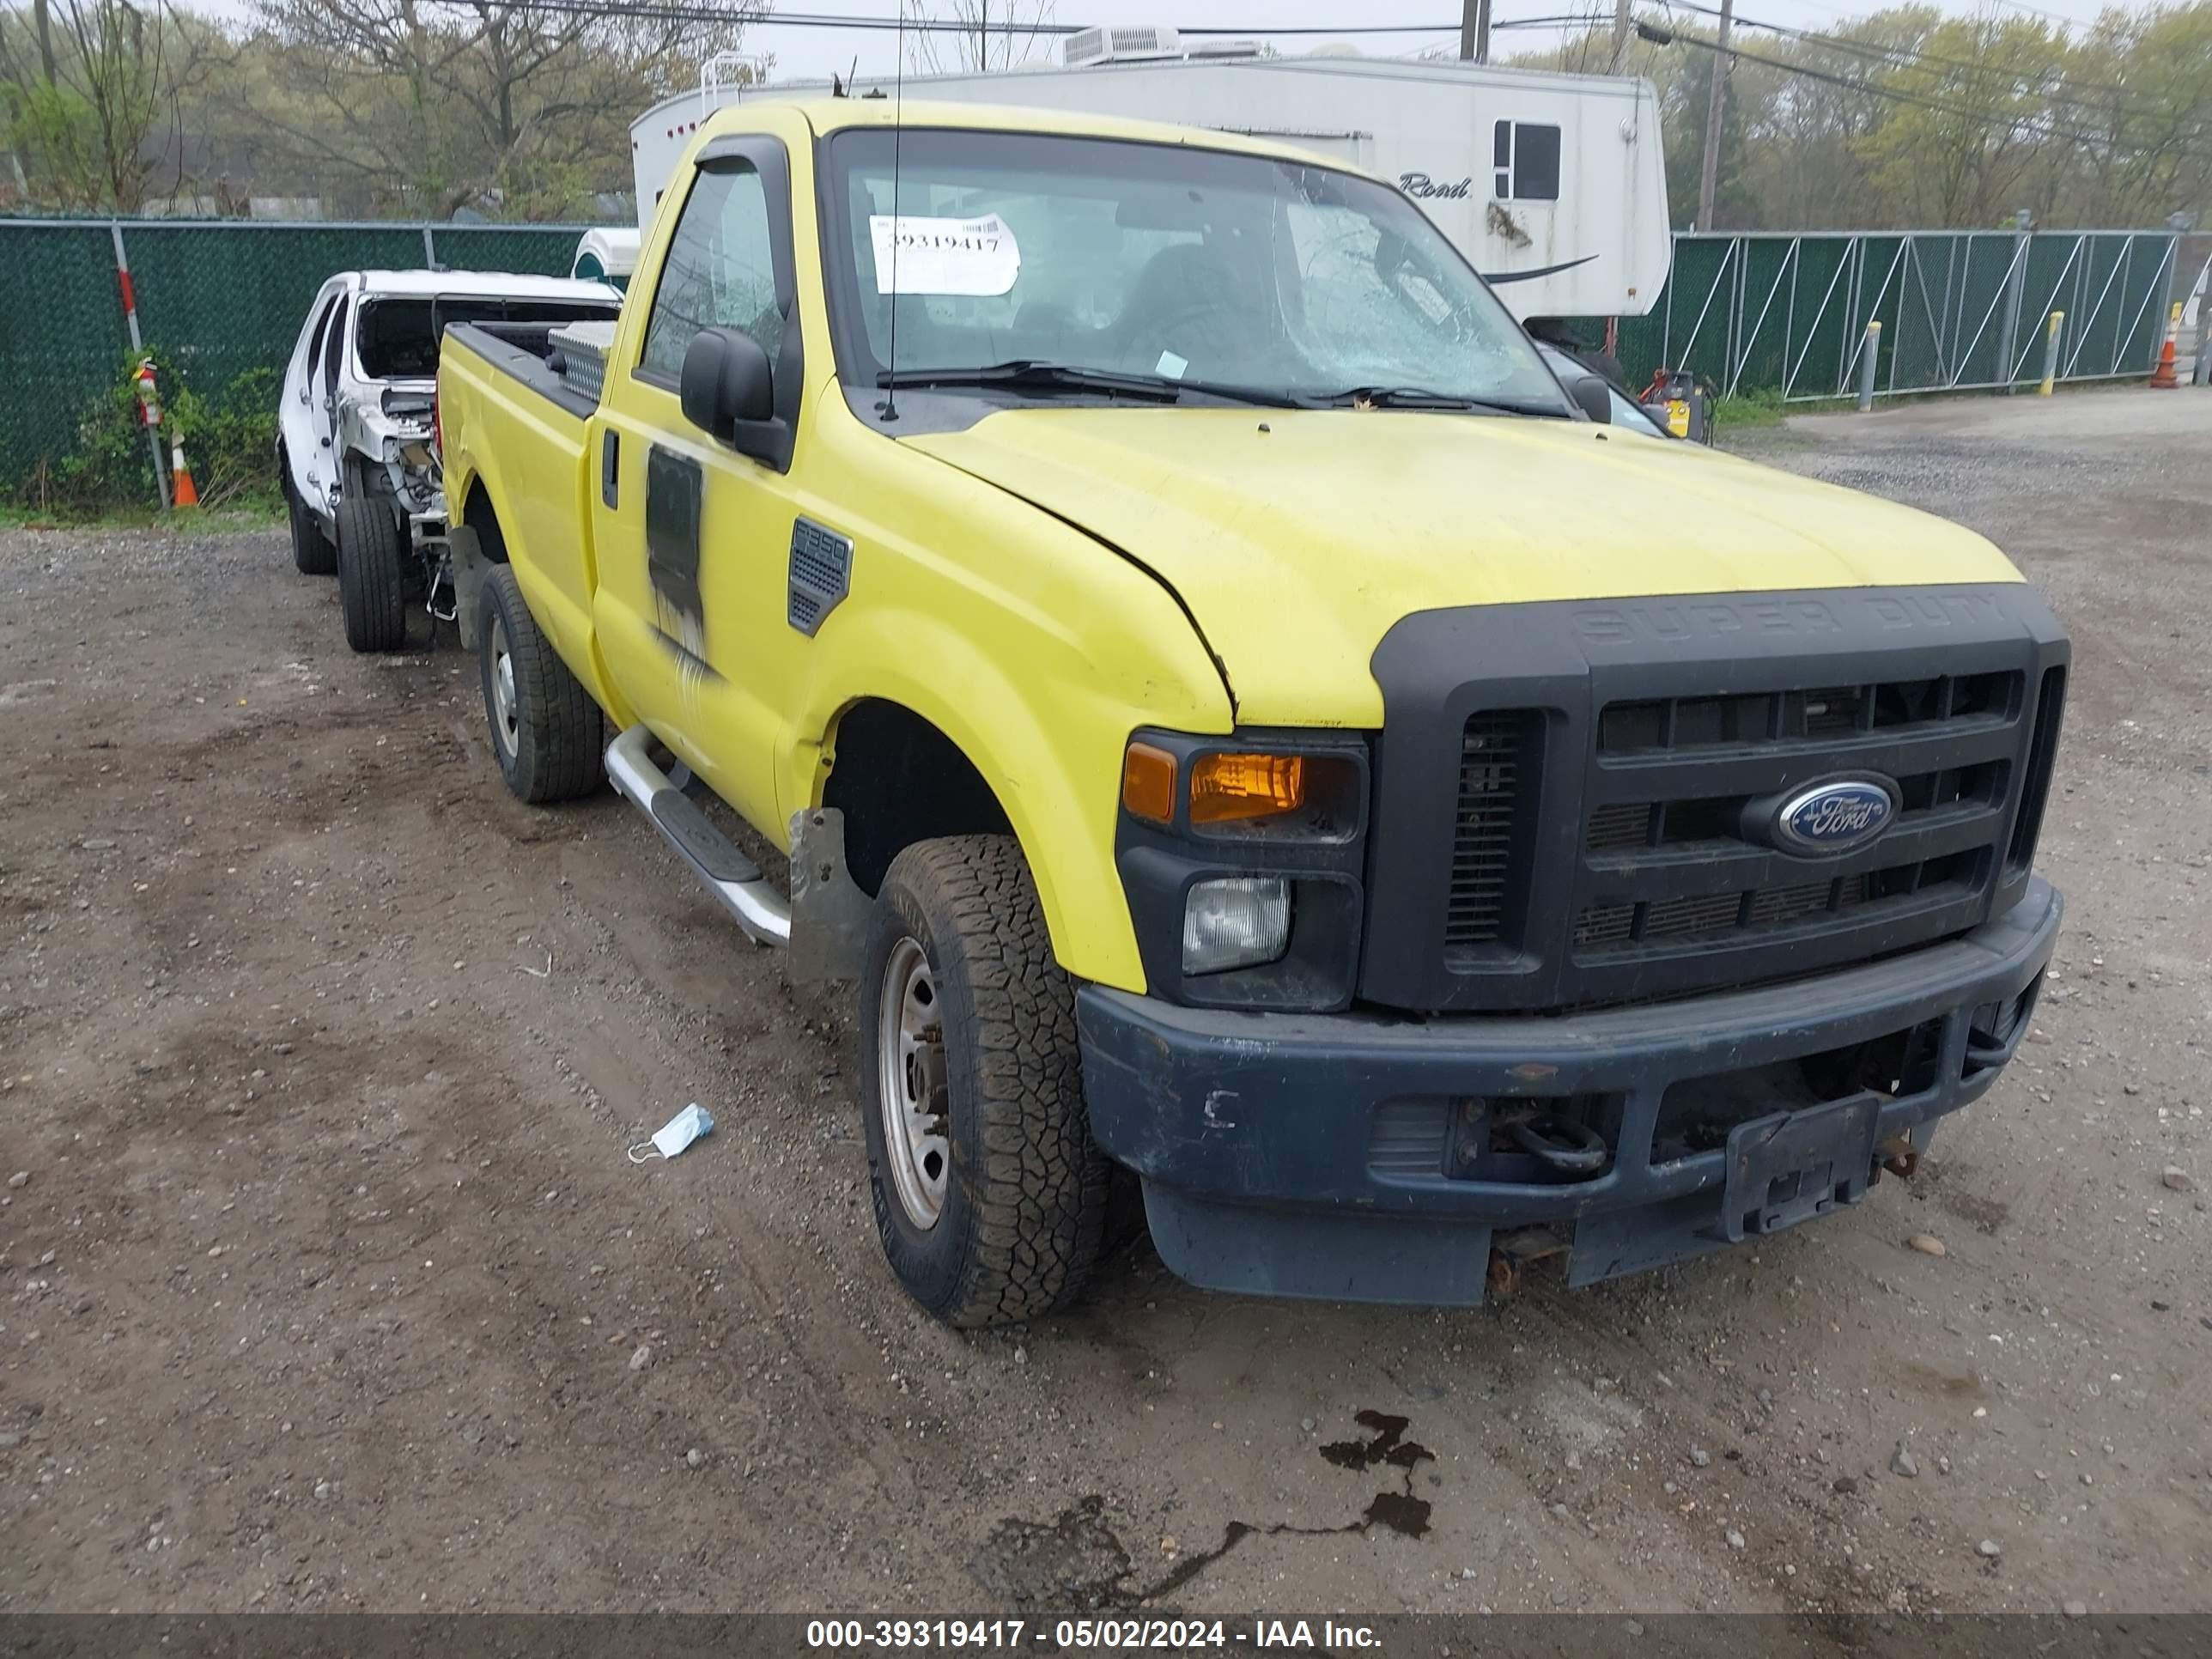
[1118, 730, 1369, 1011]
[1122, 741, 1359, 838]
[1182, 877, 1290, 976]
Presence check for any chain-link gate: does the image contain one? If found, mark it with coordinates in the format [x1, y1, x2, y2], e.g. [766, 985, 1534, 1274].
[1595, 228, 2184, 404]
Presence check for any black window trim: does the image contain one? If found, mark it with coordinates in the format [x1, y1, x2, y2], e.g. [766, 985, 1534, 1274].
[630, 135, 804, 418]
[301, 291, 339, 385]
[319, 296, 350, 398]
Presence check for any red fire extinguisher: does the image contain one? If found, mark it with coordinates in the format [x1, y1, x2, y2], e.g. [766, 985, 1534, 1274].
[133, 358, 162, 430]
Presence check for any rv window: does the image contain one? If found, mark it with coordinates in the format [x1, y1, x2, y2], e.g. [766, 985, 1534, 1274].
[1491, 121, 1561, 203]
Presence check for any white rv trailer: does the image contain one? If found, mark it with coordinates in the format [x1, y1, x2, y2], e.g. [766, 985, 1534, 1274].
[628, 40, 1670, 321]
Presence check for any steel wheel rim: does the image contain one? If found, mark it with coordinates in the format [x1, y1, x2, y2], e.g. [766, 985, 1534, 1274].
[489, 616, 519, 761]
[877, 935, 950, 1231]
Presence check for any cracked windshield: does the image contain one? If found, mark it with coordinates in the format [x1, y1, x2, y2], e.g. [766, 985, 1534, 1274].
[826, 128, 1568, 411]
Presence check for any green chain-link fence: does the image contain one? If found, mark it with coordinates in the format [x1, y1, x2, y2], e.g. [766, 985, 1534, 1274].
[1583, 228, 2185, 404]
[3, 218, 2192, 502]
[0, 218, 603, 500]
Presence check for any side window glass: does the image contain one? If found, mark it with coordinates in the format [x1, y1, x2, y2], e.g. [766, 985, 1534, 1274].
[1492, 122, 1561, 202]
[639, 162, 783, 381]
[302, 300, 336, 385]
[321, 299, 349, 400]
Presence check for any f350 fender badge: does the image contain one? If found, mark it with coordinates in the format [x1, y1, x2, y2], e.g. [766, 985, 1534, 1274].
[1769, 777, 1899, 855]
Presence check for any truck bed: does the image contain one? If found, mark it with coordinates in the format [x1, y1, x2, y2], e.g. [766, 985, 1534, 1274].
[443, 319, 603, 421]
[438, 320, 608, 702]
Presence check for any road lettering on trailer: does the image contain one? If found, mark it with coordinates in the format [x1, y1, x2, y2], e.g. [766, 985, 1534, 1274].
[1399, 172, 1474, 199]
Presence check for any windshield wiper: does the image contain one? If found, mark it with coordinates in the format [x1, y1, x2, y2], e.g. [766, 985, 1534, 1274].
[875, 360, 1298, 408]
[1315, 385, 1569, 417]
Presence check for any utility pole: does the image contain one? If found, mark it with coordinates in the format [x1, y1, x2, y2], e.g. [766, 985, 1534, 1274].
[1696, 0, 1735, 231]
[1610, 0, 1632, 71]
[1460, 0, 1492, 64]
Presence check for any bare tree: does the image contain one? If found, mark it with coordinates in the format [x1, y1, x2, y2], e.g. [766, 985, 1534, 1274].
[902, 0, 1056, 76]
[243, 0, 764, 219]
[0, 0, 221, 208]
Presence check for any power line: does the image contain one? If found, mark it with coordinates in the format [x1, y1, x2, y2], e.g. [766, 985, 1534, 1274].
[1662, 0, 2197, 123]
[1640, 17, 2212, 167]
[386, 0, 2212, 161]
[634, 9, 1529, 35]
[481, 1, 1583, 37]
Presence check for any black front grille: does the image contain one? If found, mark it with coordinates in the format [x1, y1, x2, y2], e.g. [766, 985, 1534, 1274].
[1433, 670, 2046, 1004]
[1576, 877, 1863, 948]
[1570, 668, 2023, 985]
[1358, 585, 2069, 1016]
[1571, 858, 2006, 954]
[2008, 665, 2066, 871]
[1444, 712, 1538, 951]
[1598, 672, 2018, 753]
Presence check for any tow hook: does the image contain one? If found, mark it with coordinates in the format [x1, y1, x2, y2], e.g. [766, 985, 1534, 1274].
[1510, 1114, 1609, 1176]
[1880, 1133, 1921, 1180]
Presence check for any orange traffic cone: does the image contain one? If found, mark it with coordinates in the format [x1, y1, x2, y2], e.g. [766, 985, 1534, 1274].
[2149, 302, 2181, 388]
[170, 439, 199, 507]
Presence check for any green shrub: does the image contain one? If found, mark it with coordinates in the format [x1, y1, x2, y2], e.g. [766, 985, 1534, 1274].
[18, 349, 280, 519]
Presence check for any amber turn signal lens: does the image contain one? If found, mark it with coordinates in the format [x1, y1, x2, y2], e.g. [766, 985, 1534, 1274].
[1189, 752, 1305, 824]
[1121, 742, 1179, 823]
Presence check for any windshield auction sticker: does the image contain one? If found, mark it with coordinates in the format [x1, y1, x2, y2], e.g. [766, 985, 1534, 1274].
[868, 213, 1021, 296]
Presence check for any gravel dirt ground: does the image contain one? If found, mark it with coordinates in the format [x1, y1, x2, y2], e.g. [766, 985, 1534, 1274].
[2, 388, 2207, 1620]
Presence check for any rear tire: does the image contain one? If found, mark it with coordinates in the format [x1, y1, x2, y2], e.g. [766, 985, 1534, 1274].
[286, 465, 335, 576]
[479, 564, 605, 804]
[857, 835, 1112, 1328]
[337, 492, 408, 652]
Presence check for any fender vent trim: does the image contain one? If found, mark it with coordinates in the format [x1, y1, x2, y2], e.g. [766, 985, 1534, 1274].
[788, 517, 853, 636]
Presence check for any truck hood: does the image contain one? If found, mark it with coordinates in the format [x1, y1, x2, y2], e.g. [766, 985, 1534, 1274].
[907, 408, 2022, 726]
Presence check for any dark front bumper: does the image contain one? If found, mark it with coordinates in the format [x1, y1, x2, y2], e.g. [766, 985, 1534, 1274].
[1077, 878, 2061, 1306]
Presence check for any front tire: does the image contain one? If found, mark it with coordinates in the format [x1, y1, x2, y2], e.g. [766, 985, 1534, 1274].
[337, 492, 408, 652]
[857, 836, 1112, 1328]
[478, 564, 605, 804]
[285, 464, 335, 576]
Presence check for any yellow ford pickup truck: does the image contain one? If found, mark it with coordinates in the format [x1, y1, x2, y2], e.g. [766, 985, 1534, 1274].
[436, 98, 2068, 1328]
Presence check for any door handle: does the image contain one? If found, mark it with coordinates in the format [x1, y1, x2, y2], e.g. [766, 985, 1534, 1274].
[602, 429, 620, 509]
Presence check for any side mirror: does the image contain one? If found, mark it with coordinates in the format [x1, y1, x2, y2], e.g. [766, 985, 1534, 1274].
[1568, 374, 1613, 425]
[680, 326, 775, 439]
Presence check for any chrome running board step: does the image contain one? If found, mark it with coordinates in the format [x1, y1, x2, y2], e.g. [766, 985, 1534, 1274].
[604, 724, 791, 947]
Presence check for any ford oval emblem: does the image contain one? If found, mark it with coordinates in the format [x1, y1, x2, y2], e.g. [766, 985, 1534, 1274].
[1772, 778, 1897, 855]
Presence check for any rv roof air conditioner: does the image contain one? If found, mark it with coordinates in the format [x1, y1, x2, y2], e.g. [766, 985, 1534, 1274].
[1063, 24, 1182, 67]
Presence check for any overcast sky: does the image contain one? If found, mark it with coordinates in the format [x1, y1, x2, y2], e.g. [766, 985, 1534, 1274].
[748, 0, 2113, 83]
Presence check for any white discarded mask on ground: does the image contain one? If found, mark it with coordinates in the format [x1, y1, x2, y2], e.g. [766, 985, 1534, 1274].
[629, 1103, 714, 1164]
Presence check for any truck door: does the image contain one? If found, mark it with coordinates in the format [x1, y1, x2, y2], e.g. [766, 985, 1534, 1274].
[284, 289, 340, 511]
[589, 138, 810, 839]
[302, 295, 349, 511]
